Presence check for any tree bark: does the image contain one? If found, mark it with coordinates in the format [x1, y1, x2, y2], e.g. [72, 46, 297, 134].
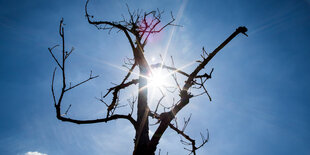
[133, 45, 153, 155]
[133, 69, 150, 155]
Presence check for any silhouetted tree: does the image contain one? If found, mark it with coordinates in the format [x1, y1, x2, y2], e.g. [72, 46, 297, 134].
[48, 0, 248, 154]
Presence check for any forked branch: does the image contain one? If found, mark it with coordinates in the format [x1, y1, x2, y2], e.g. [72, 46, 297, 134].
[148, 26, 248, 152]
[49, 18, 137, 129]
[168, 123, 209, 155]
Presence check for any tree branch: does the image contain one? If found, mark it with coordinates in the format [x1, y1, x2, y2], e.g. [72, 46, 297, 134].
[65, 71, 99, 92]
[56, 112, 136, 128]
[148, 26, 248, 152]
[49, 18, 137, 129]
[151, 63, 213, 80]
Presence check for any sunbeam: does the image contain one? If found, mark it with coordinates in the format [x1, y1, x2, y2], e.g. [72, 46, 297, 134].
[162, 0, 188, 65]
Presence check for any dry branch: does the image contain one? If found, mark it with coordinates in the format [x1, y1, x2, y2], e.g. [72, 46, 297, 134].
[49, 18, 137, 129]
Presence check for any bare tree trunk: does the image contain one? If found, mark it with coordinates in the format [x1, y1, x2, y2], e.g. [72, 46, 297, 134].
[133, 65, 152, 155]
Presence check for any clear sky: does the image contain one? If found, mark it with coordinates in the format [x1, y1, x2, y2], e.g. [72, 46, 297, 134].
[1, 0, 310, 154]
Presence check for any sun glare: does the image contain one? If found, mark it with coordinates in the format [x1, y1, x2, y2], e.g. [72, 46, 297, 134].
[148, 69, 167, 87]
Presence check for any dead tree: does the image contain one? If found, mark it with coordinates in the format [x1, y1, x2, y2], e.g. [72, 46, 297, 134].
[48, 0, 248, 154]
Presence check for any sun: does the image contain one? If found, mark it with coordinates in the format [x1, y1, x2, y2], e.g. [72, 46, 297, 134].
[148, 69, 168, 87]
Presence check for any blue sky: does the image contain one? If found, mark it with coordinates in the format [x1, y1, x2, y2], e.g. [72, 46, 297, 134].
[1, 0, 310, 154]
